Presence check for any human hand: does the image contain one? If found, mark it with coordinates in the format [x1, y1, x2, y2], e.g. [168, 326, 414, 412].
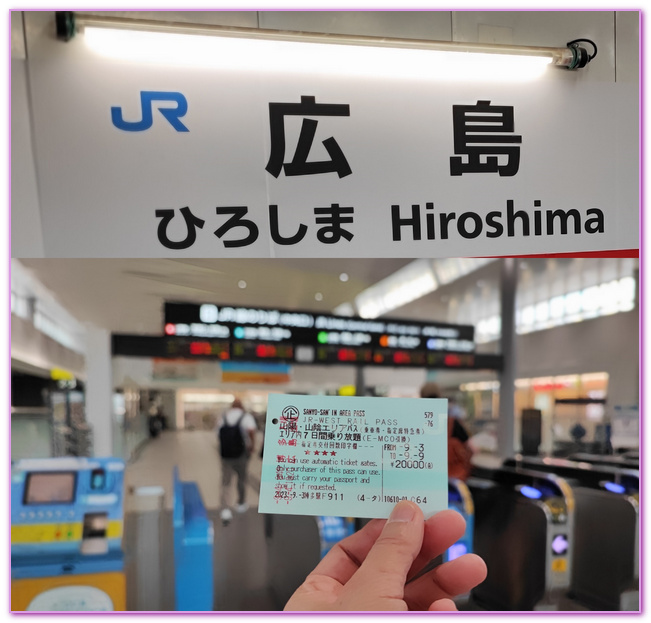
[284, 501, 487, 611]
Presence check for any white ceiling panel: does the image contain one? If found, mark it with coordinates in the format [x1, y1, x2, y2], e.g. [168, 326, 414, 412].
[16, 258, 412, 335]
[452, 10, 616, 82]
[259, 10, 452, 41]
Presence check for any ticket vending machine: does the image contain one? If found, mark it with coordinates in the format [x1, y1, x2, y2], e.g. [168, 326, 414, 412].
[11, 457, 126, 611]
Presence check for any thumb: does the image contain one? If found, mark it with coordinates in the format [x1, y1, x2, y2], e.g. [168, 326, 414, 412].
[347, 501, 425, 600]
[429, 598, 458, 611]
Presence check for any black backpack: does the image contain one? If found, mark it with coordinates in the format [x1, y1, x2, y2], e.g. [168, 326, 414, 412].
[219, 413, 246, 458]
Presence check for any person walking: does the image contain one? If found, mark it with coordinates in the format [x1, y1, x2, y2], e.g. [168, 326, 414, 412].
[217, 398, 257, 524]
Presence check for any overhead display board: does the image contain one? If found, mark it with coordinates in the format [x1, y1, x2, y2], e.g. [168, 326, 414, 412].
[24, 23, 638, 257]
[112, 335, 503, 371]
[112, 301, 503, 371]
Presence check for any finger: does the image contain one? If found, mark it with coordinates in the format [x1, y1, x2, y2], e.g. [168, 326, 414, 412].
[404, 553, 487, 610]
[346, 501, 424, 599]
[408, 510, 467, 580]
[429, 598, 458, 611]
[308, 518, 387, 585]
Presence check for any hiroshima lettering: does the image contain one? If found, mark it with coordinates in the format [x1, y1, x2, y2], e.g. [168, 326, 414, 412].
[391, 200, 605, 241]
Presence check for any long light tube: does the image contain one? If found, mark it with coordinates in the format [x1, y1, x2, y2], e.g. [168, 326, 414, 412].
[57, 13, 593, 83]
[83, 26, 552, 82]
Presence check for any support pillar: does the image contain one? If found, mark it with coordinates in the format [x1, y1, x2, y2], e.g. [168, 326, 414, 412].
[498, 258, 518, 459]
[355, 366, 365, 396]
[85, 326, 113, 456]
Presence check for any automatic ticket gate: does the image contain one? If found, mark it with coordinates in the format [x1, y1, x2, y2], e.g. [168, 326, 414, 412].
[568, 452, 639, 470]
[11, 457, 126, 611]
[264, 514, 354, 607]
[468, 466, 574, 611]
[445, 479, 474, 562]
[172, 467, 214, 611]
[504, 456, 639, 610]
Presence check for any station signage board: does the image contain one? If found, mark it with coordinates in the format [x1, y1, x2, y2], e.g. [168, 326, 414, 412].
[163, 301, 476, 365]
[25, 31, 638, 257]
[112, 301, 504, 370]
[112, 334, 503, 371]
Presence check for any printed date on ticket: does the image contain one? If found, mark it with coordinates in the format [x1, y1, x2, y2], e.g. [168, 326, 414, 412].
[258, 394, 448, 519]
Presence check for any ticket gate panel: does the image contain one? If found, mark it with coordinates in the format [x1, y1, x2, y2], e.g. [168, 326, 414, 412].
[172, 468, 214, 611]
[571, 488, 638, 610]
[505, 455, 639, 610]
[468, 467, 573, 611]
[471, 496, 548, 610]
[265, 514, 321, 608]
[568, 453, 638, 470]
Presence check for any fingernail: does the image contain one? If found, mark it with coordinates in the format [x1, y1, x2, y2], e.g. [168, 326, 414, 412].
[388, 501, 416, 523]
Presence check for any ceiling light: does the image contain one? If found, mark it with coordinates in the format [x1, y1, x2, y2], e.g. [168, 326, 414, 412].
[339, 273, 349, 282]
[315, 292, 323, 302]
[354, 258, 497, 319]
[238, 280, 247, 289]
[56, 12, 597, 82]
[333, 302, 354, 317]
[356, 259, 437, 319]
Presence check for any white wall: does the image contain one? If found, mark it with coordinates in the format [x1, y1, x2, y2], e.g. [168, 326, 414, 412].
[85, 327, 113, 456]
[11, 52, 45, 255]
[434, 309, 639, 410]
[516, 310, 638, 410]
[11, 12, 44, 255]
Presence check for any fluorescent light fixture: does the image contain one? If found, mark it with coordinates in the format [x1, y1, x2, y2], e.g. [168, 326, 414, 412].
[356, 259, 437, 319]
[57, 12, 596, 82]
[183, 392, 235, 403]
[580, 372, 608, 383]
[432, 258, 494, 287]
[459, 381, 500, 392]
[332, 302, 355, 317]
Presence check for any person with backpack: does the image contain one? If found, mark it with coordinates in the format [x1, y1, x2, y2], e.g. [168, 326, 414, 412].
[217, 398, 257, 524]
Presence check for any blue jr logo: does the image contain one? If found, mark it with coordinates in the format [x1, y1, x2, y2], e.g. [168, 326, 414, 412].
[111, 91, 189, 132]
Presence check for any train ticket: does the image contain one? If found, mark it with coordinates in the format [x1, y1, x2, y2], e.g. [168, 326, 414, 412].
[258, 394, 448, 519]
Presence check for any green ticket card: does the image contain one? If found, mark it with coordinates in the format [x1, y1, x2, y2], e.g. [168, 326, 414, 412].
[258, 394, 448, 519]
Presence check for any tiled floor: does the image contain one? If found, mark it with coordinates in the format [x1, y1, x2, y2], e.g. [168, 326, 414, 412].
[124, 429, 263, 512]
[123, 508, 283, 611]
[123, 430, 285, 611]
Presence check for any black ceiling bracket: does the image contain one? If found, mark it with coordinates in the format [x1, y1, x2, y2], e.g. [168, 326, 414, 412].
[55, 11, 76, 42]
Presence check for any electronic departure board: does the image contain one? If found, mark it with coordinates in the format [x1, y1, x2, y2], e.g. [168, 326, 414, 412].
[111, 302, 503, 371]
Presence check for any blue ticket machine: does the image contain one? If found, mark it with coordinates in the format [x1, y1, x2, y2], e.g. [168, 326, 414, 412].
[11, 457, 126, 611]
